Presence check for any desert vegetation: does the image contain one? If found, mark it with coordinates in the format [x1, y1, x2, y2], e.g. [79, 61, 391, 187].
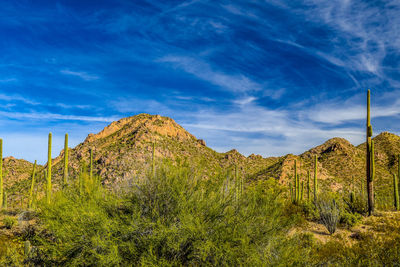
[1, 90, 400, 266]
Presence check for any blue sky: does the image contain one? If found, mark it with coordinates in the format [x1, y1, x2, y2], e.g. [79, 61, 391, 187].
[1, 0, 400, 163]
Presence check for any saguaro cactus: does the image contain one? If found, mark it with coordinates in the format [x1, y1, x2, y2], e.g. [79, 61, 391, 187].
[63, 134, 69, 187]
[28, 160, 37, 209]
[289, 182, 293, 202]
[394, 173, 399, 211]
[294, 160, 298, 203]
[47, 133, 52, 204]
[300, 181, 304, 201]
[314, 155, 318, 202]
[307, 170, 311, 200]
[0, 138, 3, 208]
[366, 90, 374, 215]
[3, 191, 6, 209]
[24, 240, 31, 257]
[89, 148, 93, 181]
[398, 154, 400, 199]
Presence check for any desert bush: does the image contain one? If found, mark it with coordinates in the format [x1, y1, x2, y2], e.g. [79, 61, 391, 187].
[2, 216, 17, 229]
[300, 201, 319, 221]
[340, 210, 362, 228]
[316, 196, 340, 234]
[32, 163, 303, 266]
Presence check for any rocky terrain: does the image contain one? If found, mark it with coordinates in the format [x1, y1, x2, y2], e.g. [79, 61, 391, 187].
[3, 114, 400, 207]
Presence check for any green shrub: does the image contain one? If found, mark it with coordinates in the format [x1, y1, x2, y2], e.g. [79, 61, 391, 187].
[340, 211, 362, 228]
[2, 216, 17, 229]
[32, 163, 304, 266]
[300, 201, 319, 221]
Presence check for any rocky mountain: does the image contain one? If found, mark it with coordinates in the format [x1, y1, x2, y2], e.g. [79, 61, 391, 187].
[49, 114, 276, 187]
[3, 114, 400, 206]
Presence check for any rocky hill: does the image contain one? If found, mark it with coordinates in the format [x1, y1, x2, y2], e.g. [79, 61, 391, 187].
[47, 114, 277, 187]
[2, 114, 400, 207]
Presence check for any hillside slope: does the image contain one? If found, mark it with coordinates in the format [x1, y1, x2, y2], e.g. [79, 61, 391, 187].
[3, 114, 400, 208]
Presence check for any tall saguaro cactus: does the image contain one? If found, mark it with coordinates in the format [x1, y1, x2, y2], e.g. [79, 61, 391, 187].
[63, 134, 69, 187]
[398, 154, 400, 199]
[314, 155, 318, 202]
[307, 170, 311, 200]
[394, 173, 399, 211]
[89, 148, 93, 181]
[294, 160, 298, 203]
[47, 133, 52, 204]
[0, 138, 3, 208]
[28, 160, 37, 208]
[366, 90, 374, 215]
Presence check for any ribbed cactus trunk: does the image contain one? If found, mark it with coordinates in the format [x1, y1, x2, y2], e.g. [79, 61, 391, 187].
[24, 241, 31, 257]
[393, 174, 399, 211]
[63, 134, 68, 187]
[89, 148, 93, 181]
[300, 181, 304, 201]
[366, 90, 374, 216]
[47, 133, 52, 204]
[307, 170, 311, 200]
[0, 138, 3, 208]
[398, 154, 400, 202]
[294, 160, 298, 203]
[314, 155, 318, 202]
[28, 160, 37, 209]
[3, 191, 6, 209]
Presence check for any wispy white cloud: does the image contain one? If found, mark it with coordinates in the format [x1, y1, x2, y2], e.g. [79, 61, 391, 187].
[158, 55, 263, 92]
[0, 93, 40, 105]
[60, 69, 99, 81]
[182, 100, 364, 156]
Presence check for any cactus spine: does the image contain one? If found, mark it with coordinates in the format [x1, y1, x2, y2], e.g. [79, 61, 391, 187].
[63, 134, 68, 187]
[394, 173, 399, 211]
[47, 133, 52, 204]
[366, 90, 374, 216]
[314, 155, 318, 202]
[0, 138, 3, 208]
[307, 170, 311, 200]
[28, 160, 37, 209]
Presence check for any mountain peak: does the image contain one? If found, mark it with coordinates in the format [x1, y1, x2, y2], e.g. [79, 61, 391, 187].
[303, 137, 354, 157]
[84, 113, 196, 144]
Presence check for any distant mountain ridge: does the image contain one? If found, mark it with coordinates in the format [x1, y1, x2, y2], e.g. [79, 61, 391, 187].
[3, 114, 400, 204]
